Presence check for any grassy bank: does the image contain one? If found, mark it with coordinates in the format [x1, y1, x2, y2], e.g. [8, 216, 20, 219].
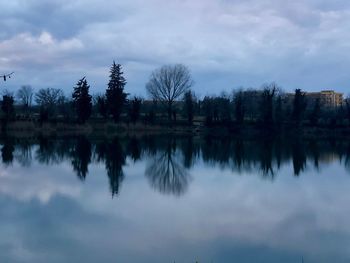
[1, 119, 350, 139]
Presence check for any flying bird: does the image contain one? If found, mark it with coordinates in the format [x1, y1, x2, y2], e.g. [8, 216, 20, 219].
[1, 72, 14, 81]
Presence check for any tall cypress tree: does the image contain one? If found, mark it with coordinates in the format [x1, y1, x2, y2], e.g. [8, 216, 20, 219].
[72, 77, 92, 123]
[106, 61, 128, 122]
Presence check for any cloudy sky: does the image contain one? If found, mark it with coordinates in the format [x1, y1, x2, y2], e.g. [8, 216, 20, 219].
[1, 0, 350, 96]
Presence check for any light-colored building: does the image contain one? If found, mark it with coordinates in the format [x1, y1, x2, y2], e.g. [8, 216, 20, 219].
[306, 90, 343, 108]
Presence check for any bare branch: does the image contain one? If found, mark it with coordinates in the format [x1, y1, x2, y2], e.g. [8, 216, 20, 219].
[146, 64, 193, 108]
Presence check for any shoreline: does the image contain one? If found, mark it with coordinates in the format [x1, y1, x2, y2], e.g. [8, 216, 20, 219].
[0, 120, 350, 139]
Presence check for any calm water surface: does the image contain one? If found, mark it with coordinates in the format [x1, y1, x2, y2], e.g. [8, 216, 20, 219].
[0, 136, 349, 263]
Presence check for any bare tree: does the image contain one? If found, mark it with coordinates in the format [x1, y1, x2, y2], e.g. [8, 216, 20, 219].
[17, 85, 33, 108]
[35, 87, 63, 106]
[146, 64, 193, 120]
[35, 88, 64, 119]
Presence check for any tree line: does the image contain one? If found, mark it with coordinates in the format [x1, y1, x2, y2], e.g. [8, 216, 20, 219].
[2, 62, 350, 128]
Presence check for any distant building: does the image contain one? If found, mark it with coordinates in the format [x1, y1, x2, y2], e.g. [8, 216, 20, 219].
[306, 90, 343, 108]
[284, 90, 343, 108]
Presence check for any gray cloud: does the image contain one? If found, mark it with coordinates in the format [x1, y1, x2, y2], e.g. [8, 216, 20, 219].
[1, 0, 350, 96]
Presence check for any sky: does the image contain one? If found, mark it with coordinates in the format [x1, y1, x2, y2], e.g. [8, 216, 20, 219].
[1, 0, 350, 97]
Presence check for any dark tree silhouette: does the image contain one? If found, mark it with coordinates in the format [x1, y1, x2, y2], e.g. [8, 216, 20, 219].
[309, 98, 321, 126]
[105, 138, 126, 197]
[1, 140, 14, 165]
[1, 95, 14, 120]
[180, 136, 198, 168]
[292, 139, 306, 176]
[35, 88, 63, 107]
[72, 77, 92, 123]
[233, 90, 245, 124]
[202, 96, 213, 126]
[183, 90, 195, 125]
[345, 98, 350, 125]
[96, 95, 108, 119]
[146, 64, 193, 121]
[71, 137, 92, 180]
[106, 61, 128, 122]
[259, 140, 274, 177]
[260, 83, 277, 126]
[309, 140, 320, 169]
[35, 138, 73, 165]
[127, 137, 141, 162]
[233, 140, 244, 170]
[216, 95, 231, 124]
[128, 97, 142, 124]
[292, 89, 307, 126]
[275, 95, 283, 126]
[35, 87, 64, 119]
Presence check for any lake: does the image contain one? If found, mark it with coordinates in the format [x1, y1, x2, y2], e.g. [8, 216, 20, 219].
[0, 135, 349, 263]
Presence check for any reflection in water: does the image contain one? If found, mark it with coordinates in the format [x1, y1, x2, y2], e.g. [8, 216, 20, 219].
[127, 137, 141, 162]
[1, 136, 350, 196]
[105, 138, 126, 197]
[146, 139, 190, 196]
[95, 138, 126, 197]
[14, 140, 32, 167]
[1, 135, 350, 262]
[292, 139, 307, 176]
[1, 138, 14, 165]
[71, 137, 92, 180]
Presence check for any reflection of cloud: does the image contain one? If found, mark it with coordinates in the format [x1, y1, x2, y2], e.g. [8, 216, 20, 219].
[0, 144, 350, 262]
[2, 1, 350, 93]
[0, 162, 81, 204]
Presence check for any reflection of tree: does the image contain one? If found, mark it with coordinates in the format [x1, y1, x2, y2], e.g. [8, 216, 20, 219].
[71, 137, 91, 180]
[180, 137, 198, 168]
[94, 138, 127, 197]
[14, 140, 33, 167]
[105, 138, 126, 197]
[344, 142, 350, 174]
[233, 140, 244, 170]
[36, 137, 72, 164]
[259, 140, 274, 177]
[201, 137, 231, 166]
[309, 140, 320, 170]
[146, 142, 190, 196]
[127, 137, 141, 162]
[1, 139, 14, 165]
[292, 140, 306, 176]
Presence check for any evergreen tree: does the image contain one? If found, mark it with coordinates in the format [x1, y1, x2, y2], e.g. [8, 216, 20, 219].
[106, 61, 128, 122]
[72, 77, 92, 123]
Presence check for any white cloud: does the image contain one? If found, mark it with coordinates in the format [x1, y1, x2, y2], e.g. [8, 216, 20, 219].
[1, 0, 350, 94]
